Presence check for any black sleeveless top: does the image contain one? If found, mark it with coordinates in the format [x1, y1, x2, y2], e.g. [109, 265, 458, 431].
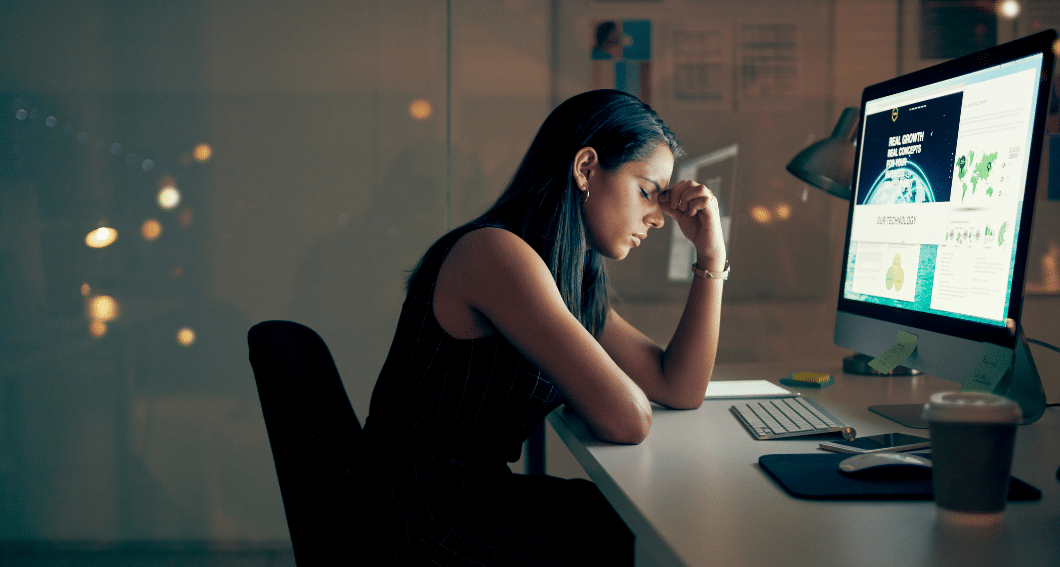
[360, 227, 633, 565]
[363, 226, 564, 464]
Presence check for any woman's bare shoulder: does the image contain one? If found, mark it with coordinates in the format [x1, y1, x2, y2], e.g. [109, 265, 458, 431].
[434, 227, 552, 338]
[444, 226, 549, 276]
[450, 226, 534, 258]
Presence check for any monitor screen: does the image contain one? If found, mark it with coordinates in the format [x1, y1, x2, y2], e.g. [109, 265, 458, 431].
[835, 30, 1055, 420]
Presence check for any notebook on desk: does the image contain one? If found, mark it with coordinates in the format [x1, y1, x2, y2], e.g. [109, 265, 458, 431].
[704, 380, 798, 399]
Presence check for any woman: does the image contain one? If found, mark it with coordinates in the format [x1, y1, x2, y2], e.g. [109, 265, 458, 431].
[361, 89, 726, 565]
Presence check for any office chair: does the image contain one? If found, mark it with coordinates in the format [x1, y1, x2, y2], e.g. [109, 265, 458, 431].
[248, 320, 385, 565]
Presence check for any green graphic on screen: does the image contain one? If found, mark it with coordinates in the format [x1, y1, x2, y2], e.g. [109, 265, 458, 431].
[955, 150, 999, 201]
[844, 205, 1024, 329]
[885, 254, 905, 291]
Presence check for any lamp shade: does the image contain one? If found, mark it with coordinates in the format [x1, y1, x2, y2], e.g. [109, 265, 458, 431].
[786, 107, 859, 200]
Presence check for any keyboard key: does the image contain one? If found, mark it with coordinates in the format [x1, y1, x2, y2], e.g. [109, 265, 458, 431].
[786, 400, 828, 429]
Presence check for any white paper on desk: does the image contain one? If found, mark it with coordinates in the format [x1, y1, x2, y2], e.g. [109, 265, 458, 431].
[703, 380, 799, 399]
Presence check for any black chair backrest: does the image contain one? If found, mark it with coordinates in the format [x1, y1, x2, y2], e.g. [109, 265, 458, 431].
[248, 320, 364, 565]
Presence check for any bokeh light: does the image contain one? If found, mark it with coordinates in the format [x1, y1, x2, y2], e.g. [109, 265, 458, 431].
[775, 203, 792, 221]
[89, 295, 119, 322]
[89, 320, 108, 338]
[1043, 243, 1060, 292]
[85, 226, 118, 248]
[194, 143, 212, 162]
[177, 327, 196, 346]
[750, 206, 774, 225]
[996, 0, 1020, 19]
[81, 283, 92, 296]
[141, 219, 162, 240]
[409, 99, 433, 120]
[178, 208, 194, 228]
[158, 187, 181, 210]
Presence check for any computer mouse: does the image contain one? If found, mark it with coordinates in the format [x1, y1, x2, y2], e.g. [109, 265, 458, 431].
[838, 452, 933, 480]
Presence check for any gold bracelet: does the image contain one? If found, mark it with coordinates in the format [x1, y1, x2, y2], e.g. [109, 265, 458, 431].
[692, 260, 729, 281]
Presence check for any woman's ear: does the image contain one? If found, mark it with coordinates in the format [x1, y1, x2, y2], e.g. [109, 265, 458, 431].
[572, 147, 598, 193]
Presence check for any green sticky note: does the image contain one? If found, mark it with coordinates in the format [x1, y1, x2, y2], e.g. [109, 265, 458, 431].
[960, 342, 1013, 394]
[867, 329, 918, 374]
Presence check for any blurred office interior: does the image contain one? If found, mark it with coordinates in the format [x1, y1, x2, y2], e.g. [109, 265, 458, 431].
[2, 1, 1059, 564]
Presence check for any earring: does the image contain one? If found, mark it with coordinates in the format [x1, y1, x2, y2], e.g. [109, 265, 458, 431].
[580, 185, 589, 203]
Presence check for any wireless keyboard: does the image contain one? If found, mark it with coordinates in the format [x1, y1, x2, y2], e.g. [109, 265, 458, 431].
[731, 397, 856, 440]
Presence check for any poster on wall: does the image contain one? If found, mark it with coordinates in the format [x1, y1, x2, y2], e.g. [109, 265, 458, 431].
[591, 19, 653, 104]
[737, 23, 799, 109]
[670, 23, 733, 110]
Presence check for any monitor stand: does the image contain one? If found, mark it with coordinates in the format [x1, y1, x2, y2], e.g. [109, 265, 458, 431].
[1001, 324, 1048, 423]
[869, 325, 1047, 427]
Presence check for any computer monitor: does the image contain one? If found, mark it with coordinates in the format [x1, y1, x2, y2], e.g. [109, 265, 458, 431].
[835, 30, 1056, 424]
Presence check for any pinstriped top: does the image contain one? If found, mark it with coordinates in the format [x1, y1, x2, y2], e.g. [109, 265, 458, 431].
[363, 226, 563, 463]
[360, 227, 637, 565]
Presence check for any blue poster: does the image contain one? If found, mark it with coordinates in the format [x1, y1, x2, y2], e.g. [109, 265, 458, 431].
[591, 20, 652, 103]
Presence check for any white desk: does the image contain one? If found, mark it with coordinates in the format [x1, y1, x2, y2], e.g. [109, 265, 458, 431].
[547, 362, 1060, 567]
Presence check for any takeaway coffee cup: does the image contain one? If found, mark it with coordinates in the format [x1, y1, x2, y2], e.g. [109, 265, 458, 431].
[922, 392, 1021, 522]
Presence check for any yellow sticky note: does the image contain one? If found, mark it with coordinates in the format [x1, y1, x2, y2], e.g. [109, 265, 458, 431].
[867, 329, 918, 374]
[791, 372, 831, 383]
[960, 342, 1013, 394]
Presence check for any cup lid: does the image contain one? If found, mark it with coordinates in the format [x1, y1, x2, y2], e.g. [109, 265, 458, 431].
[921, 391, 1022, 423]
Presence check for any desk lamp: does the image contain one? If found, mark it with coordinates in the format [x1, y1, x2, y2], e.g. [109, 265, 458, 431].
[786, 107, 918, 376]
[786, 107, 857, 200]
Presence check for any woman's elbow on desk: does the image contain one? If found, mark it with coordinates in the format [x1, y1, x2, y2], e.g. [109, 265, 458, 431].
[588, 409, 652, 445]
[648, 379, 710, 410]
[656, 396, 704, 411]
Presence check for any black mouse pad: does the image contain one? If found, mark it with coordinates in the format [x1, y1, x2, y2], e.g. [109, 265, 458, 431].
[758, 452, 1041, 501]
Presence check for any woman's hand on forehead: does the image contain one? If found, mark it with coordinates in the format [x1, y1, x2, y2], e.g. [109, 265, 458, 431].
[657, 180, 726, 265]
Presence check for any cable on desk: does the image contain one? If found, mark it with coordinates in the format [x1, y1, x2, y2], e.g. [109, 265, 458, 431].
[1027, 338, 1060, 354]
[1026, 338, 1060, 408]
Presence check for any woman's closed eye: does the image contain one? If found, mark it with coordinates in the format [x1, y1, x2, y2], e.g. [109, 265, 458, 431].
[640, 187, 652, 200]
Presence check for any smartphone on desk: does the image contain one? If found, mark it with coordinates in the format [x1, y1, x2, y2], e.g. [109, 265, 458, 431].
[819, 432, 930, 454]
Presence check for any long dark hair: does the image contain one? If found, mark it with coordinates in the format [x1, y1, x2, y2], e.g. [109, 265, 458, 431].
[413, 89, 683, 336]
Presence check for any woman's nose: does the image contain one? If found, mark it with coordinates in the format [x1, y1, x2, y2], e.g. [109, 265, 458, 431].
[647, 205, 665, 229]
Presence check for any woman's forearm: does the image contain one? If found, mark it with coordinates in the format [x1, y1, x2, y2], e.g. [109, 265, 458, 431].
[657, 256, 725, 408]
